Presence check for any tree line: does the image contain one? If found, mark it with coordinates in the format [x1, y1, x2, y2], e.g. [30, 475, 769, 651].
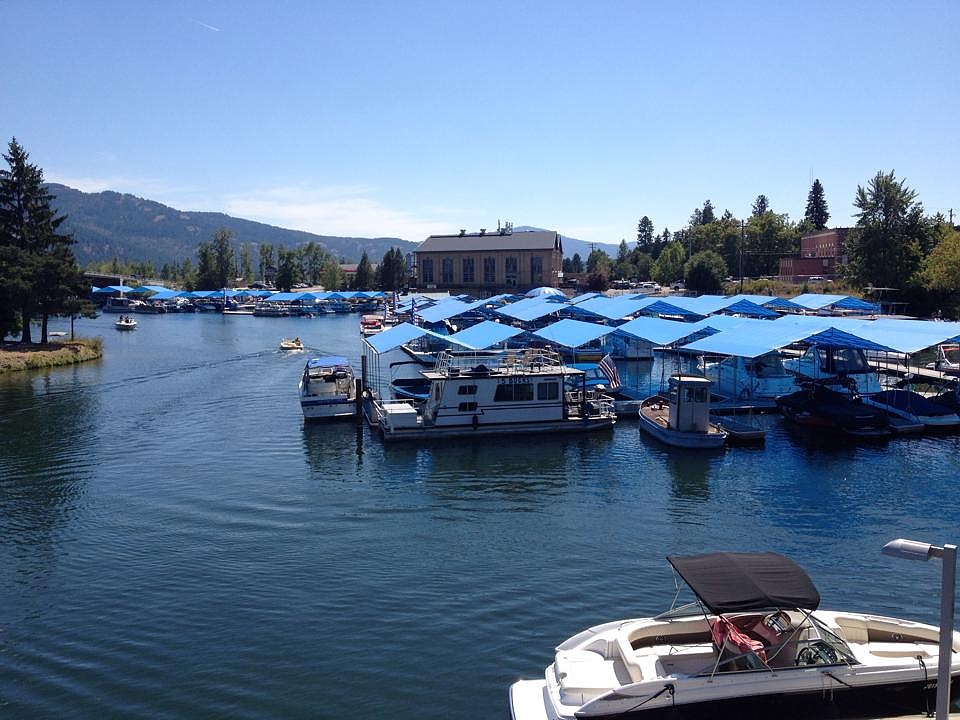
[1, 139, 93, 343]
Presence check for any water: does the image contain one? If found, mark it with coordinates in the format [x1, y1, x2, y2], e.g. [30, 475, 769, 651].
[1, 312, 958, 719]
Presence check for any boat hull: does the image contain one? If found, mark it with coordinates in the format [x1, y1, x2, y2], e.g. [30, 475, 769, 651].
[377, 416, 615, 441]
[300, 398, 357, 420]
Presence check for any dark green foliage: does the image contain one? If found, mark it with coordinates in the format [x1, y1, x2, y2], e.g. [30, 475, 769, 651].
[752, 195, 769, 217]
[805, 179, 830, 231]
[353, 252, 373, 290]
[845, 170, 931, 290]
[570, 253, 583, 274]
[684, 250, 727, 294]
[377, 248, 407, 291]
[636, 216, 654, 246]
[0, 138, 86, 343]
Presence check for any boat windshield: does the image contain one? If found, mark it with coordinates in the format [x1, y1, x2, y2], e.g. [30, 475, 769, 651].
[654, 600, 704, 620]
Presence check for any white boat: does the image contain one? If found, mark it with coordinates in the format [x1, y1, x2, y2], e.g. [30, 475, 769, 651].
[926, 343, 960, 376]
[509, 551, 960, 720]
[783, 345, 883, 394]
[370, 348, 616, 440]
[638, 375, 727, 448]
[861, 388, 960, 427]
[279, 337, 304, 351]
[705, 351, 799, 400]
[114, 316, 137, 331]
[299, 356, 357, 420]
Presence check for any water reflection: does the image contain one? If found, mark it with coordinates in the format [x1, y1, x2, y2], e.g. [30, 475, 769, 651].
[301, 420, 366, 481]
[0, 369, 98, 589]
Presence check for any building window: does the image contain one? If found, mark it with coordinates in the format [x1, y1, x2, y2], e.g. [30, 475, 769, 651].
[505, 256, 518, 287]
[483, 257, 496, 284]
[531, 255, 543, 282]
[421, 258, 434, 284]
[462, 258, 475, 284]
[441, 258, 453, 284]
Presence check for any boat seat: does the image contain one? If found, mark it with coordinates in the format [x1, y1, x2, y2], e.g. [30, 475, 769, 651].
[555, 649, 623, 703]
[617, 635, 665, 682]
[867, 642, 936, 659]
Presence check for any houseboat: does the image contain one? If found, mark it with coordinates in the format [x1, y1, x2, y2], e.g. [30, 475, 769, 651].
[368, 348, 616, 440]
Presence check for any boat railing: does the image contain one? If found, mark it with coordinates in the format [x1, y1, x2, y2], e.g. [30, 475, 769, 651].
[433, 347, 565, 377]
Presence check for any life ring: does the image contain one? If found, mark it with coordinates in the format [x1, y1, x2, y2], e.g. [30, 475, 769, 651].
[472, 414, 479, 430]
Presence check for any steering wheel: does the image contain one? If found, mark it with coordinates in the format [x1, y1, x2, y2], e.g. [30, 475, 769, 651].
[796, 641, 839, 666]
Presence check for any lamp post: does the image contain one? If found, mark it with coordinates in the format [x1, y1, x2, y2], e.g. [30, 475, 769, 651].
[882, 538, 957, 720]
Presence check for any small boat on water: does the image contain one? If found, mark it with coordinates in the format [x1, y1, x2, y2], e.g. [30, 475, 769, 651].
[299, 356, 357, 420]
[710, 413, 765, 443]
[775, 381, 891, 437]
[926, 342, 960, 376]
[509, 551, 960, 720]
[638, 375, 727, 448]
[114, 316, 137, 331]
[279, 337, 304, 351]
[370, 347, 616, 440]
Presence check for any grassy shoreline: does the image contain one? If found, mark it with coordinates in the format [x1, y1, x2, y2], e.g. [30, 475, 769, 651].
[0, 337, 103, 373]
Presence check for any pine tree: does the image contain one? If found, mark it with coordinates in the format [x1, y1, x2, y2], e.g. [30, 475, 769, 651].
[752, 194, 769, 217]
[354, 251, 373, 290]
[636, 216, 654, 246]
[805, 179, 830, 230]
[0, 138, 79, 343]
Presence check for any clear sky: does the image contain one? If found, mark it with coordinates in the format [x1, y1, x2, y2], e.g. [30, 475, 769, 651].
[3, 1, 958, 247]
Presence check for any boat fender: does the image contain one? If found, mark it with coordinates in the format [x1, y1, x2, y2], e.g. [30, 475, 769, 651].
[472, 414, 479, 430]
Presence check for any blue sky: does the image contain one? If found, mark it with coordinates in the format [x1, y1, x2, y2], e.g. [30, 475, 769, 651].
[3, 1, 958, 247]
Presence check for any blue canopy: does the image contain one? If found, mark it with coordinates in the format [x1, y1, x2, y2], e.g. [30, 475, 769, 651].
[531, 318, 612, 348]
[307, 356, 350, 368]
[494, 296, 569, 323]
[418, 298, 489, 324]
[264, 292, 307, 302]
[639, 299, 700, 318]
[718, 299, 780, 319]
[568, 295, 656, 321]
[615, 316, 707, 346]
[800, 327, 895, 352]
[449, 321, 524, 350]
[363, 322, 468, 354]
[790, 293, 879, 313]
[93, 285, 135, 294]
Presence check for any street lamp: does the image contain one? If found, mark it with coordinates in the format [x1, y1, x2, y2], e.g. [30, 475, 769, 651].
[882, 538, 957, 720]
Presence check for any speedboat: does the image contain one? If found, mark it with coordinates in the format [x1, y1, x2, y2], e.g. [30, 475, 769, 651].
[638, 375, 727, 449]
[370, 347, 616, 440]
[114, 316, 137, 331]
[926, 343, 960, 376]
[705, 351, 799, 401]
[776, 381, 891, 437]
[299, 356, 357, 419]
[509, 551, 960, 720]
[280, 337, 304, 351]
[783, 345, 882, 394]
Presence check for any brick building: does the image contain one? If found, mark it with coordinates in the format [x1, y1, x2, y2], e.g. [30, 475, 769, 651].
[413, 229, 563, 292]
[778, 228, 848, 281]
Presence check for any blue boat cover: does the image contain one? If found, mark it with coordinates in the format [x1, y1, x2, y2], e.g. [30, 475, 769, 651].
[307, 356, 350, 368]
[364, 322, 468, 354]
[449, 321, 524, 350]
[532, 318, 612, 348]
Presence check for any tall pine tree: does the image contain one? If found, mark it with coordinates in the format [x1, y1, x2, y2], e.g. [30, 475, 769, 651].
[805, 179, 830, 230]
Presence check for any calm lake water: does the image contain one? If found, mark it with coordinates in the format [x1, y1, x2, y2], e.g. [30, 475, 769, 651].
[2, 312, 958, 719]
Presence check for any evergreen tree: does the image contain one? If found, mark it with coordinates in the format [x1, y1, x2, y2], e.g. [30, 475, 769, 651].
[684, 250, 727, 294]
[617, 239, 630, 263]
[276, 247, 299, 291]
[258, 243, 276, 283]
[752, 194, 769, 217]
[377, 247, 407, 291]
[805, 179, 830, 230]
[195, 242, 217, 289]
[570, 253, 583, 273]
[0, 138, 78, 343]
[636, 216, 655, 246]
[240, 242, 254, 283]
[650, 241, 686, 286]
[211, 228, 235, 288]
[700, 200, 715, 224]
[354, 251, 373, 290]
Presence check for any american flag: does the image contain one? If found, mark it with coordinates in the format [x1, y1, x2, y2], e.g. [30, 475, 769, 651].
[598, 354, 621, 391]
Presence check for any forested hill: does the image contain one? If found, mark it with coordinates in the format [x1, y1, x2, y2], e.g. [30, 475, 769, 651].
[45, 184, 417, 267]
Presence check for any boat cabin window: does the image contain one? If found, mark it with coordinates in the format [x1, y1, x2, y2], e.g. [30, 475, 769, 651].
[684, 386, 708, 403]
[458, 402, 478, 412]
[493, 383, 534, 402]
[457, 384, 478, 395]
[537, 381, 559, 401]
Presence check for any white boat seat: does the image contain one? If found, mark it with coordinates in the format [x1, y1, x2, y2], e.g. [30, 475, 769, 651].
[555, 650, 622, 703]
[867, 641, 936, 659]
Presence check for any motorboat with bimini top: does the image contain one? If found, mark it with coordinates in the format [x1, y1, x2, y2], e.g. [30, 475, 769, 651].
[370, 347, 616, 440]
[299, 356, 357, 419]
[509, 551, 960, 720]
[776, 379, 891, 437]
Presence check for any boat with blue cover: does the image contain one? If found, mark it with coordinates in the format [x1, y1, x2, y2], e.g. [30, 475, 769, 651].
[299, 356, 357, 420]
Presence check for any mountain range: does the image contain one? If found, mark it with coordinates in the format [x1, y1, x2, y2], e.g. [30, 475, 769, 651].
[44, 184, 620, 268]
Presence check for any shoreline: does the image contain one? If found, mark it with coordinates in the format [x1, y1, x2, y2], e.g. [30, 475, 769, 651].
[0, 337, 103, 373]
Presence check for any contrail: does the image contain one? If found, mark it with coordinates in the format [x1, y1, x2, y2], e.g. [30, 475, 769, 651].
[190, 19, 221, 32]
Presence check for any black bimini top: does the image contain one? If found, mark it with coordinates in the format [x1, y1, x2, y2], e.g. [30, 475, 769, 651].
[667, 552, 820, 615]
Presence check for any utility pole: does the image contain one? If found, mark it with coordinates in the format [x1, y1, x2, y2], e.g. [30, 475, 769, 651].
[739, 220, 745, 294]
